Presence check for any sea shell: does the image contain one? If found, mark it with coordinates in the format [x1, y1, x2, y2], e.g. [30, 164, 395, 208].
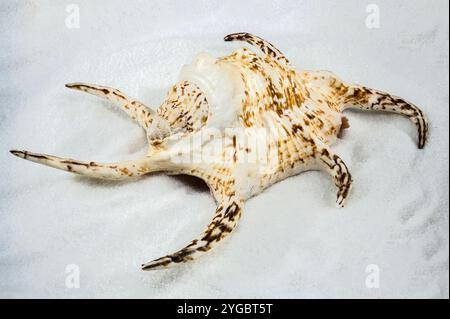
[10, 33, 428, 270]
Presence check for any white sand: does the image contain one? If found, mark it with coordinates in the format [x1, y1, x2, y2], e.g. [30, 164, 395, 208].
[0, 0, 448, 298]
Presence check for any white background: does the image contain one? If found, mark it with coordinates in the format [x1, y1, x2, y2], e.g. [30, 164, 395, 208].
[0, 0, 448, 298]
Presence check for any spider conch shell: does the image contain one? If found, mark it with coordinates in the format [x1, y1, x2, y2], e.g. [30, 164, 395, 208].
[10, 33, 428, 270]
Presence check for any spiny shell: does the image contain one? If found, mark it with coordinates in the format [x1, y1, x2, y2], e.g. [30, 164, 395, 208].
[10, 33, 428, 270]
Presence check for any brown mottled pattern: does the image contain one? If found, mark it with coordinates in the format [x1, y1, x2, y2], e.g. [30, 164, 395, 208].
[10, 33, 429, 271]
[339, 86, 428, 149]
[158, 81, 209, 133]
[65, 83, 154, 129]
[224, 32, 290, 65]
[142, 196, 241, 270]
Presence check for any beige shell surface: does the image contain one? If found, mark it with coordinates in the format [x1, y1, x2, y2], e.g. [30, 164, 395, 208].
[10, 33, 428, 271]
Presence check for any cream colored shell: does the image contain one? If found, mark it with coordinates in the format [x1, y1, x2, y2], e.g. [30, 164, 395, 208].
[11, 33, 428, 270]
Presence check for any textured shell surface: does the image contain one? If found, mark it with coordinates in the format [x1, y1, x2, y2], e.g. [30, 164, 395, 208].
[163, 46, 345, 199]
[10, 33, 428, 271]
